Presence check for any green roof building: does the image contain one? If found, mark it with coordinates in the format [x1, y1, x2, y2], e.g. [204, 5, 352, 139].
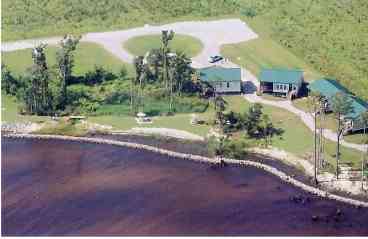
[199, 66, 242, 93]
[308, 78, 368, 132]
[259, 68, 304, 98]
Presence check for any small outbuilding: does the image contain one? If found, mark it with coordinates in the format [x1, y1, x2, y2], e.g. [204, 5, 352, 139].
[198, 66, 242, 93]
[308, 78, 368, 132]
[259, 68, 304, 99]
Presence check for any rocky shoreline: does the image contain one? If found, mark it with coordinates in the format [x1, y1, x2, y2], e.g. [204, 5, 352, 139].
[3, 133, 368, 208]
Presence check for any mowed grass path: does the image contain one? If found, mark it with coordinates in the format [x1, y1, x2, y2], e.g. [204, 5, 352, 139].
[221, 17, 321, 82]
[123, 34, 203, 57]
[2, 42, 134, 76]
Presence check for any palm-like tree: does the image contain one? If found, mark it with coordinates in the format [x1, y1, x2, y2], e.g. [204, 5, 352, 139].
[161, 30, 174, 91]
[133, 56, 145, 114]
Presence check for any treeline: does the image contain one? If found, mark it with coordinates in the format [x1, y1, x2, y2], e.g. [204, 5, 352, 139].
[2, 32, 211, 117]
[2, 0, 239, 41]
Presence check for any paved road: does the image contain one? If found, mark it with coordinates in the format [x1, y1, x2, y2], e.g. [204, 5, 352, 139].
[2, 19, 367, 152]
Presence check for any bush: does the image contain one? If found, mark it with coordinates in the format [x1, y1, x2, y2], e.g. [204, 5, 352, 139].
[207, 136, 250, 160]
[241, 7, 257, 18]
[83, 66, 117, 85]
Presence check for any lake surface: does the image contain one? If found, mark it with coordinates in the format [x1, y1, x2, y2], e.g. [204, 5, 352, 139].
[2, 137, 368, 236]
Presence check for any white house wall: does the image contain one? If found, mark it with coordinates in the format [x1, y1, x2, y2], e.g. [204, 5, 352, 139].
[213, 81, 241, 93]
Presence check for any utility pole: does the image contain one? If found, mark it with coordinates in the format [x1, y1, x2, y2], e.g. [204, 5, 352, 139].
[362, 124, 367, 191]
[314, 103, 318, 184]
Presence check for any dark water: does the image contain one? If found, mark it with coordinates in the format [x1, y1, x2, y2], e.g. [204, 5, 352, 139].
[2, 138, 368, 236]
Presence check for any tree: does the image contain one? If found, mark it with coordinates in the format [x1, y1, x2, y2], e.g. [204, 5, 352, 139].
[161, 30, 174, 91]
[56, 35, 80, 110]
[244, 103, 263, 137]
[331, 92, 354, 179]
[259, 114, 275, 147]
[1, 64, 19, 95]
[199, 80, 215, 98]
[208, 135, 248, 161]
[307, 91, 323, 184]
[171, 51, 193, 95]
[22, 43, 53, 115]
[214, 95, 227, 131]
[133, 56, 146, 113]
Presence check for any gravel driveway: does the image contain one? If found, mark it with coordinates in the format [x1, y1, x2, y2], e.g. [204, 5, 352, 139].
[1, 19, 258, 68]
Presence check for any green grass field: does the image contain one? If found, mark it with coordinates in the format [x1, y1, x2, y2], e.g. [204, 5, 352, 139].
[221, 17, 321, 81]
[89, 114, 211, 137]
[2, 42, 133, 76]
[1, 94, 49, 123]
[123, 34, 203, 57]
[344, 134, 368, 145]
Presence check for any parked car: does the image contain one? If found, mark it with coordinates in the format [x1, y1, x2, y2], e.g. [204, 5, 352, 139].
[208, 55, 223, 63]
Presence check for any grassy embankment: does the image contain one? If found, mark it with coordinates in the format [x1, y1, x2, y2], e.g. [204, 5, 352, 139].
[124, 34, 203, 57]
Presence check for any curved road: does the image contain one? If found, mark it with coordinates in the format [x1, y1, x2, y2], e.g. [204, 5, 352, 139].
[2, 19, 367, 152]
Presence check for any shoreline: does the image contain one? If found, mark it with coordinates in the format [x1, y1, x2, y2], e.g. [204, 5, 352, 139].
[3, 133, 368, 208]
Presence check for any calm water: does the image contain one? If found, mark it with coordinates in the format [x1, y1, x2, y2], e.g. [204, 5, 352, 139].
[2, 138, 368, 236]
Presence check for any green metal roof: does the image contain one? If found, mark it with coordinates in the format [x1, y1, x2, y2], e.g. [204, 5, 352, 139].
[307, 78, 351, 98]
[199, 66, 241, 82]
[259, 68, 303, 85]
[349, 97, 368, 119]
[308, 78, 368, 119]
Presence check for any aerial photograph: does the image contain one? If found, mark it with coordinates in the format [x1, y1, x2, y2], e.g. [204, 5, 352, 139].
[1, 0, 368, 236]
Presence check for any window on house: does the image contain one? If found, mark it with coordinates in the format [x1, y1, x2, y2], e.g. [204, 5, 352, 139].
[227, 82, 230, 88]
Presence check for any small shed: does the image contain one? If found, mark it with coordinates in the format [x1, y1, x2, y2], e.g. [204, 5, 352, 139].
[198, 66, 242, 93]
[308, 78, 368, 132]
[259, 68, 304, 98]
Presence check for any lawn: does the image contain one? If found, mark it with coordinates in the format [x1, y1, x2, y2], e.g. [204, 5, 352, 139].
[1, 94, 49, 123]
[123, 34, 203, 57]
[344, 133, 368, 145]
[89, 114, 211, 137]
[2, 92, 362, 169]
[220, 96, 362, 169]
[2, 42, 134, 76]
[221, 27, 321, 82]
